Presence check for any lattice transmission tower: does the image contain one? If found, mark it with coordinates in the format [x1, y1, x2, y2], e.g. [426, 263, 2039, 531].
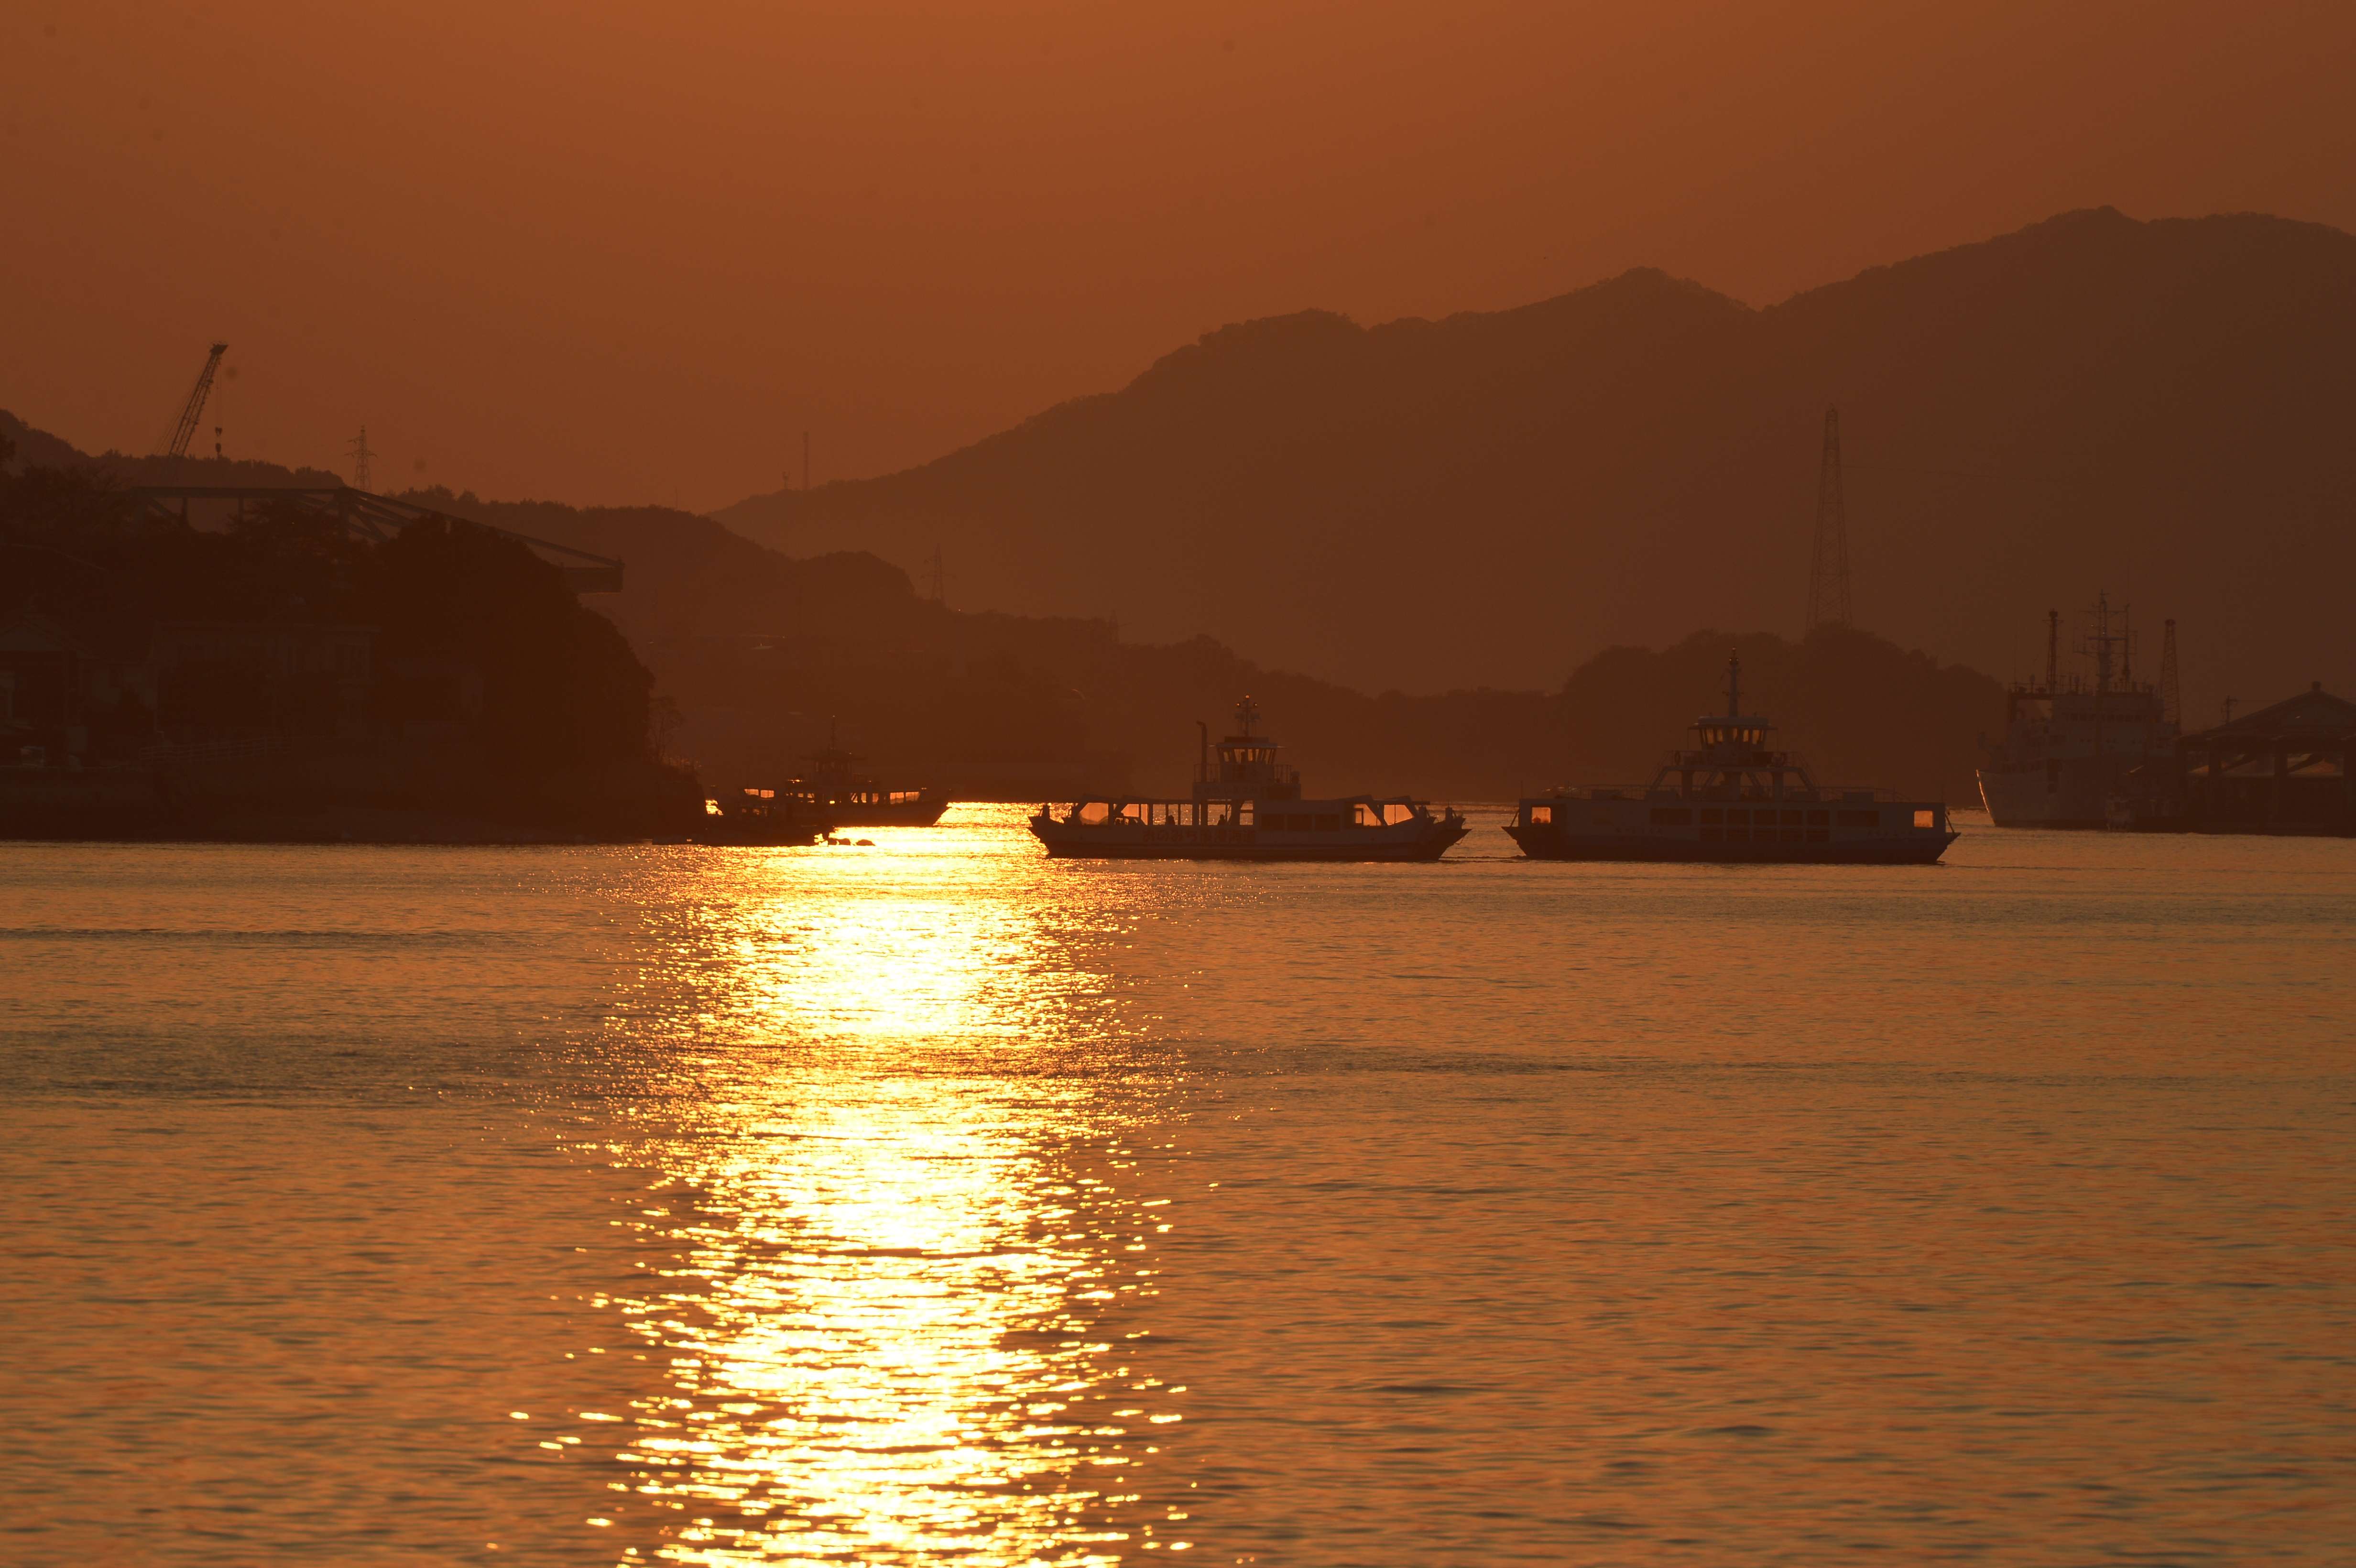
[347, 426, 375, 492]
[1806, 406, 1853, 632]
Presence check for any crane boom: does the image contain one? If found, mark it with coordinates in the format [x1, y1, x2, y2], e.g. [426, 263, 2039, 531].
[164, 343, 229, 458]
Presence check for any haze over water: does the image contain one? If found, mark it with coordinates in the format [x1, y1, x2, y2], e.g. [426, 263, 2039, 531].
[3, 809, 2351, 1565]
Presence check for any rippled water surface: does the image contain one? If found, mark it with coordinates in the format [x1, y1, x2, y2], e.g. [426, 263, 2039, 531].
[2, 807, 2352, 1565]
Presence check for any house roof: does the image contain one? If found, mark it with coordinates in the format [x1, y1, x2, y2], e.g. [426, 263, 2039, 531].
[2184, 684, 2356, 746]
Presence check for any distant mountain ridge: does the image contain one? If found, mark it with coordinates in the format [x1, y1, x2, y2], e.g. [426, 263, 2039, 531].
[718, 208, 2356, 717]
[0, 411, 2002, 800]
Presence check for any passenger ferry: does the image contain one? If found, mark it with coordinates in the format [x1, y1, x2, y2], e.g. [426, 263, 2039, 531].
[1030, 698, 1467, 861]
[1504, 653, 1958, 864]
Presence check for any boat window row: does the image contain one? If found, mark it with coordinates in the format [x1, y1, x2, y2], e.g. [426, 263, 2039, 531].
[1056, 799, 1421, 828]
[1646, 807, 1894, 827]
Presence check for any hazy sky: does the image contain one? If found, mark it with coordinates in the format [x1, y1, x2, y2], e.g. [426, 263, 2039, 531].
[7, 0, 2352, 509]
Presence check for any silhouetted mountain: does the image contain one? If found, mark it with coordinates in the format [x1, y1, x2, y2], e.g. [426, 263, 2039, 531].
[0, 414, 2005, 803]
[403, 490, 1998, 801]
[719, 208, 2356, 720]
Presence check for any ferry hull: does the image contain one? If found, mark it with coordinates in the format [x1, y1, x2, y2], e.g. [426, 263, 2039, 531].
[820, 798, 949, 828]
[1504, 823, 1955, 864]
[1032, 818, 1467, 862]
[696, 820, 829, 846]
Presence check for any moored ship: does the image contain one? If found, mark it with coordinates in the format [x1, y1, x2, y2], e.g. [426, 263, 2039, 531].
[777, 734, 948, 828]
[1029, 697, 1467, 861]
[1504, 653, 1957, 863]
[1977, 596, 2178, 829]
[699, 784, 831, 845]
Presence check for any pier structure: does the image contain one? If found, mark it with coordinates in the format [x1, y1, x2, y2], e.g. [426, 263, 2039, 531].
[2174, 684, 2356, 834]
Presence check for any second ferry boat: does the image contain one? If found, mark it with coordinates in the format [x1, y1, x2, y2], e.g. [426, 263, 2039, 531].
[1030, 697, 1467, 861]
[1504, 653, 1958, 863]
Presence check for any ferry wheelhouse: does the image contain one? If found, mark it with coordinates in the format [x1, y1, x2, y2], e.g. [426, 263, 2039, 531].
[1030, 697, 1468, 861]
[1505, 653, 1958, 864]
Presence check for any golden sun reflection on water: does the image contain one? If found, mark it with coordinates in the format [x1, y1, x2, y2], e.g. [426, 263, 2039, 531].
[599, 830, 1187, 1565]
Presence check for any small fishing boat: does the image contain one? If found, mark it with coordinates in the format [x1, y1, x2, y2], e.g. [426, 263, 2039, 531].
[1030, 697, 1467, 861]
[1504, 653, 1958, 864]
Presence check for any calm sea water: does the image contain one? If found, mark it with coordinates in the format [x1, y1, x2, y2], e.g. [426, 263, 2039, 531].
[2, 806, 2351, 1566]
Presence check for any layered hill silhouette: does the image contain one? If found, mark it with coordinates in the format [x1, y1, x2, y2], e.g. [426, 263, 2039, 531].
[720, 208, 2356, 719]
[311, 493, 2005, 804]
[0, 413, 2001, 799]
[332, 490, 2008, 801]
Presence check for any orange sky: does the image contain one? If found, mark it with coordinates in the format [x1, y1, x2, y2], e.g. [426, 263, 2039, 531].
[7, 0, 2353, 510]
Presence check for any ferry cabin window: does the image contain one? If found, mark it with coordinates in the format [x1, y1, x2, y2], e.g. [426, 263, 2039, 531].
[1913, 809, 1936, 829]
[1699, 808, 1722, 824]
[1383, 802, 1416, 826]
[1724, 809, 1748, 824]
[1649, 807, 1692, 826]
[1527, 804, 1554, 825]
[1807, 810, 1830, 826]
[1077, 801, 1111, 825]
[1782, 809, 1804, 826]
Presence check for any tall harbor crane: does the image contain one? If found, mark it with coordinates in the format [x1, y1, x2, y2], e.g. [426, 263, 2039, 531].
[163, 343, 229, 458]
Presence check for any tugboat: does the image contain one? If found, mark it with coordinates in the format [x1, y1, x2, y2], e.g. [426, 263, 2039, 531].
[1029, 697, 1467, 861]
[1504, 653, 1958, 864]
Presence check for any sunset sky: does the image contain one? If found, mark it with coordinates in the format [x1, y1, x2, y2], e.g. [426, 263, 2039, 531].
[8, 0, 2352, 509]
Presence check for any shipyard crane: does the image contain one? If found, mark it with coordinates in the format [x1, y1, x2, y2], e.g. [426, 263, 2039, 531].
[162, 342, 229, 458]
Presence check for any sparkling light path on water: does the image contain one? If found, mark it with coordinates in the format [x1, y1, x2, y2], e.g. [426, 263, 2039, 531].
[588, 829, 1195, 1564]
[0, 809, 2351, 1566]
